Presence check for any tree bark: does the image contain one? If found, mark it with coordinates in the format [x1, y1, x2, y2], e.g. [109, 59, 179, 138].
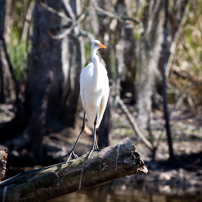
[135, 0, 163, 132]
[25, 0, 68, 124]
[25, 0, 84, 129]
[0, 138, 147, 202]
[29, 71, 54, 164]
[0, 0, 9, 103]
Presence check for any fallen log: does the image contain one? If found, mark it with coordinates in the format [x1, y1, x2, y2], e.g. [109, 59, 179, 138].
[0, 138, 148, 202]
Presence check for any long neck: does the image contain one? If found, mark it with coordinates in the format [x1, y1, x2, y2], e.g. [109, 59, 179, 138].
[91, 47, 97, 62]
[91, 48, 99, 86]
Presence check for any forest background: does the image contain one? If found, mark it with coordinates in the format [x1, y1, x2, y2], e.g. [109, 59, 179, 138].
[0, 0, 202, 200]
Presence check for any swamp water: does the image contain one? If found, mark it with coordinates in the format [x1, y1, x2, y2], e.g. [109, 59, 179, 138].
[48, 182, 202, 202]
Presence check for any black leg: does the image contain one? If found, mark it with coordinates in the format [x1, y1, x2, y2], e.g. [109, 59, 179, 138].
[66, 112, 86, 163]
[88, 114, 98, 158]
[94, 133, 99, 151]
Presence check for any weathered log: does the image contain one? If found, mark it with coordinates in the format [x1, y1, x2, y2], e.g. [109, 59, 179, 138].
[0, 138, 148, 202]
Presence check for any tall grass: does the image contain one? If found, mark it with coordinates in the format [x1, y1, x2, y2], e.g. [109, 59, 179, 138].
[7, 31, 28, 82]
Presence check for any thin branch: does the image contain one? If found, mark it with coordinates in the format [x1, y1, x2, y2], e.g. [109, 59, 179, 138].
[1, 36, 19, 102]
[95, 6, 140, 24]
[162, 0, 174, 160]
[166, 1, 189, 78]
[117, 97, 153, 151]
[79, 29, 94, 41]
[39, 1, 72, 22]
[21, 0, 34, 41]
[49, 24, 74, 39]
[49, 12, 87, 39]
[61, 0, 76, 20]
[155, 82, 190, 148]
[49, 4, 139, 40]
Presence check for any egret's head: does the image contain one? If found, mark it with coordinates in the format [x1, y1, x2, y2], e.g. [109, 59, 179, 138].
[91, 40, 107, 50]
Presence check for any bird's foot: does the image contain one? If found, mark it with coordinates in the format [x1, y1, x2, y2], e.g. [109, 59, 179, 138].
[87, 146, 99, 159]
[87, 149, 94, 159]
[94, 142, 99, 151]
[66, 151, 78, 164]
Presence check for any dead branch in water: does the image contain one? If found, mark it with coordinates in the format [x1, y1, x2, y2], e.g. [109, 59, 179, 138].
[0, 138, 147, 202]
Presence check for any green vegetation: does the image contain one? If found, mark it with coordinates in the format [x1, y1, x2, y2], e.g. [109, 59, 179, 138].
[7, 31, 28, 81]
[84, 42, 91, 64]
[169, 0, 202, 108]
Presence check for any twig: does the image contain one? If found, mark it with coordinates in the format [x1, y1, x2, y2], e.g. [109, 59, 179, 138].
[61, 0, 76, 20]
[166, 1, 189, 78]
[79, 29, 94, 41]
[154, 82, 190, 149]
[21, 0, 34, 41]
[1, 36, 19, 102]
[117, 97, 153, 151]
[39, 1, 72, 22]
[49, 12, 87, 39]
[95, 6, 139, 24]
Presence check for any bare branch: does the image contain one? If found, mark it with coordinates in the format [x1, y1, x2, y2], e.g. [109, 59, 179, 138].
[1, 36, 20, 102]
[21, 0, 34, 41]
[79, 29, 94, 41]
[62, 0, 76, 20]
[49, 12, 87, 39]
[39, 1, 72, 22]
[95, 6, 139, 24]
[117, 97, 153, 151]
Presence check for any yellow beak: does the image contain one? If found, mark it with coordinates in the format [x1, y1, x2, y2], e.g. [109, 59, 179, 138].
[98, 43, 107, 48]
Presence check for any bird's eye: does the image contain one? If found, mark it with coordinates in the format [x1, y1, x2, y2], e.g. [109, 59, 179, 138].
[94, 42, 99, 46]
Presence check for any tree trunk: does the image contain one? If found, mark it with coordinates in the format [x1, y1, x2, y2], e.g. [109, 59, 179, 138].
[25, 0, 84, 129]
[0, 138, 148, 202]
[0, 0, 9, 103]
[29, 71, 54, 164]
[25, 1, 68, 124]
[135, 0, 163, 131]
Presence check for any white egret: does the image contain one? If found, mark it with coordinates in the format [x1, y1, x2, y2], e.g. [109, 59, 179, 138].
[66, 40, 109, 162]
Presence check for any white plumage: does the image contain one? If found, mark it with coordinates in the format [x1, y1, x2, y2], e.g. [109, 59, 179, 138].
[80, 40, 109, 128]
[66, 40, 109, 162]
